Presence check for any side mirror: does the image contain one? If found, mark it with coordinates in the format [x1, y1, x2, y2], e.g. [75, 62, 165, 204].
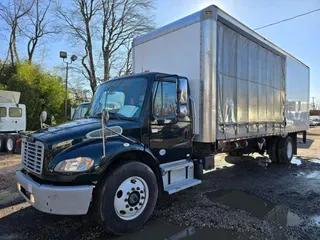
[40, 111, 47, 123]
[176, 105, 187, 118]
[176, 88, 182, 103]
[51, 115, 56, 126]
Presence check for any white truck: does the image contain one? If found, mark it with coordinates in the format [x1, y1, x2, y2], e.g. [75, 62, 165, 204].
[15, 5, 309, 234]
[0, 90, 26, 153]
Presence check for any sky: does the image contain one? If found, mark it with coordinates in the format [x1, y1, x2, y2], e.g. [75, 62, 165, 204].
[0, 0, 319, 101]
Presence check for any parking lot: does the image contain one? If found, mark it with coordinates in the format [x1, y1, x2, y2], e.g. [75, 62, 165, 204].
[0, 127, 320, 240]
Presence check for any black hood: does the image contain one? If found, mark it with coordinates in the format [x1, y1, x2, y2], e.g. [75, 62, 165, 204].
[33, 118, 140, 146]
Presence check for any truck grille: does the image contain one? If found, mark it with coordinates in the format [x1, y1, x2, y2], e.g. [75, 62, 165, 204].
[21, 138, 44, 174]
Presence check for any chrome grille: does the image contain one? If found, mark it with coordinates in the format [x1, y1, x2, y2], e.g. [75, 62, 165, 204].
[21, 138, 44, 174]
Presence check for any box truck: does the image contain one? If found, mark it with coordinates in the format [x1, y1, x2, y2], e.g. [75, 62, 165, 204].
[16, 5, 309, 234]
[0, 90, 26, 153]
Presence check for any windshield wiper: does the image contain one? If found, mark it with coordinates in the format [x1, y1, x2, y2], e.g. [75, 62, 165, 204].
[108, 112, 121, 120]
[91, 112, 118, 119]
[91, 111, 136, 122]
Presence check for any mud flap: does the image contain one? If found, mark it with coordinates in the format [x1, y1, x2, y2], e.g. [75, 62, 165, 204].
[290, 133, 297, 155]
[203, 155, 215, 170]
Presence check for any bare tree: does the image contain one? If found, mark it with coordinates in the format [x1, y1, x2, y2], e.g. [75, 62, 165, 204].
[56, 0, 100, 93]
[0, 0, 35, 67]
[21, 0, 53, 63]
[117, 40, 132, 76]
[101, 0, 154, 80]
[55, 0, 155, 93]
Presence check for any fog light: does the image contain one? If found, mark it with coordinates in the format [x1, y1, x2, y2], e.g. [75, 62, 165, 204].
[30, 194, 35, 204]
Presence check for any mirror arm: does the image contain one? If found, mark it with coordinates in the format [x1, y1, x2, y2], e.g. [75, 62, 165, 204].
[102, 110, 106, 157]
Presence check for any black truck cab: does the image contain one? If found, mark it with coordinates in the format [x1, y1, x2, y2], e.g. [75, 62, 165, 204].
[16, 72, 200, 234]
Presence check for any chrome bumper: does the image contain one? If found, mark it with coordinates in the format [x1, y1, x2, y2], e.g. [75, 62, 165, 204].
[16, 170, 93, 215]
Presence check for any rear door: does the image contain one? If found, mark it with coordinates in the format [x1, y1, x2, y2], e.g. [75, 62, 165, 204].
[0, 104, 26, 132]
[0, 106, 8, 132]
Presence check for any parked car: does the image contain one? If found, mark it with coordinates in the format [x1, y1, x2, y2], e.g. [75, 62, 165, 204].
[312, 118, 320, 126]
[72, 102, 90, 120]
[310, 120, 317, 126]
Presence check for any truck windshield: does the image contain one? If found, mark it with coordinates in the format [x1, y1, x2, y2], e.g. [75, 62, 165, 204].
[89, 77, 148, 119]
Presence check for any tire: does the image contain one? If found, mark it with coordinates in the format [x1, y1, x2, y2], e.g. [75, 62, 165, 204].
[0, 134, 6, 152]
[94, 161, 158, 235]
[278, 136, 293, 164]
[6, 134, 18, 153]
[267, 138, 279, 163]
[228, 151, 243, 157]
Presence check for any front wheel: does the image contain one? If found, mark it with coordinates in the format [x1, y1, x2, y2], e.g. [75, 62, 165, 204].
[6, 135, 18, 153]
[94, 161, 158, 235]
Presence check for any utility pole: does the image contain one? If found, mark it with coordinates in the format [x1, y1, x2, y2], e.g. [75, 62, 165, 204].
[65, 61, 69, 122]
[59, 51, 77, 122]
[311, 97, 316, 110]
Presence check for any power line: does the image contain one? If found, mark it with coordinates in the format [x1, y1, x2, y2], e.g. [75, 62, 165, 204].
[254, 8, 320, 30]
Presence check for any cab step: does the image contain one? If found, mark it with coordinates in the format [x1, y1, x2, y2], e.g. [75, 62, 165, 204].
[160, 159, 201, 194]
[164, 179, 201, 194]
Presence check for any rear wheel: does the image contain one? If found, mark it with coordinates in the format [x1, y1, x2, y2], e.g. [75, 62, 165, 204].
[278, 136, 293, 164]
[267, 138, 280, 163]
[94, 161, 158, 235]
[6, 134, 18, 153]
[0, 134, 6, 152]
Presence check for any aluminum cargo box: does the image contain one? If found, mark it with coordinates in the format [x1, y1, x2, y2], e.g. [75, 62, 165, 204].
[133, 5, 310, 143]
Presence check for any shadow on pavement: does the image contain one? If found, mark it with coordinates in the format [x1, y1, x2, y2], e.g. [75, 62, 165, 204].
[0, 205, 247, 240]
[1, 154, 319, 240]
[297, 139, 314, 149]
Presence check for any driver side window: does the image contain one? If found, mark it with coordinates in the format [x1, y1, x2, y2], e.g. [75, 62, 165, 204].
[153, 81, 177, 118]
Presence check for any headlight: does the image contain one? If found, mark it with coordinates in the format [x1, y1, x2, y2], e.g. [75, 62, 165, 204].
[54, 157, 94, 172]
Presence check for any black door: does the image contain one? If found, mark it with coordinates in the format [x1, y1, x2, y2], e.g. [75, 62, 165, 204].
[149, 76, 192, 164]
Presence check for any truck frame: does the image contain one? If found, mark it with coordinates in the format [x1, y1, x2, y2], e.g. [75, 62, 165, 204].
[16, 5, 309, 235]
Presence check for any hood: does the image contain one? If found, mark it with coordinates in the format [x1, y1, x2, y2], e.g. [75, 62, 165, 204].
[32, 118, 140, 146]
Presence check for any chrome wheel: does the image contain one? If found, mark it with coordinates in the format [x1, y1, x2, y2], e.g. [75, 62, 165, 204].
[287, 141, 293, 159]
[6, 138, 13, 151]
[114, 176, 149, 220]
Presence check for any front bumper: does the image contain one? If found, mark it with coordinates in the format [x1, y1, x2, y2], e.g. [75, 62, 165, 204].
[16, 170, 93, 215]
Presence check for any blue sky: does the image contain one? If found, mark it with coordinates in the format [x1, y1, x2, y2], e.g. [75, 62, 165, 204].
[0, 0, 319, 101]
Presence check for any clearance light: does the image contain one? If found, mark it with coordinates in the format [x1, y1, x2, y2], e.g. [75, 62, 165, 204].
[205, 10, 212, 16]
[144, 70, 150, 72]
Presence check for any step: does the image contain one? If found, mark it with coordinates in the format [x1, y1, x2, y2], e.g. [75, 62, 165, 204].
[160, 159, 193, 172]
[164, 178, 201, 194]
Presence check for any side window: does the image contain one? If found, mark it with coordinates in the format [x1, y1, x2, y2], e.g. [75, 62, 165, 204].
[9, 107, 22, 117]
[0, 107, 6, 117]
[153, 81, 177, 117]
